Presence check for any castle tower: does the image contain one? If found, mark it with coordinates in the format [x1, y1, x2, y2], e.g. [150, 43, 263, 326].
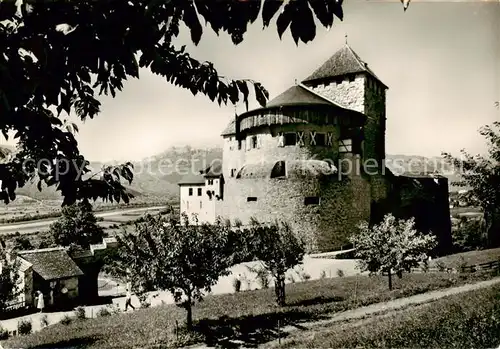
[301, 43, 388, 166]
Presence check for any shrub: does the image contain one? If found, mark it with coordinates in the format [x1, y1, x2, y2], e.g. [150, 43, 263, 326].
[74, 306, 86, 320]
[60, 314, 73, 325]
[320, 270, 327, 279]
[247, 266, 270, 289]
[295, 266, 311, 281]
[0, 326, 9, 340]
[240, 273, 251, 291]
[17, 319, 32, 335]
[232, 277, 242, 292]
[452, 217, 487, 252]
[436, 261, 447, 272]
[40, 314, 49, 328]
[97, 307, 112, 317]
[287, 274, 296, 284]
[336, 269, 345, 277]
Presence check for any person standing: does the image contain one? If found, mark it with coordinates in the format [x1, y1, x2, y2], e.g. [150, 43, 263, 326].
[125, 287, 135, 311]
[36, 291, 45, 313]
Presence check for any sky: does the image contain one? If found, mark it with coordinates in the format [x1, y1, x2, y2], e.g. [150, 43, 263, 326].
[3, 1, 500, 162]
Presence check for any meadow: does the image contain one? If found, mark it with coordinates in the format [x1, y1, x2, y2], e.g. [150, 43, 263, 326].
[3, 268, 499, 349]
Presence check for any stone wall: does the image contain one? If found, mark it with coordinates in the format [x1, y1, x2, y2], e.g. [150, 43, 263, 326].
[223, 123, 341, 179]
[308, 74, 365, 112]
[306, 73, 386, 166]
[219, 169, 371, 253]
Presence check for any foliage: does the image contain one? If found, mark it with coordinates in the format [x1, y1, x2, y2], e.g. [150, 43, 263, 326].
[240, 219, 306, 306]
[350, 214, 437, 290]
[60, 314, 73, 325]
[49, 200, 103, 248]
[443, 121, 500, 247]
[294, 266, 311, 281]
[40, 314, 49, 328]
[0, 325, 9, 340]
[0, 250, 21, 311]
[12, 236, 33, 251]
[17, 319, 32, 335]
[452, 216, 487, 252]
[232, 277, 241, 293]
[74, 306, 86, 320]
[96, 307, 112, 317]
[110, 214, 233, 329]
[320, 270, 327, 279]
[336, 269, 345, 277]
[247, 265, 271, 289]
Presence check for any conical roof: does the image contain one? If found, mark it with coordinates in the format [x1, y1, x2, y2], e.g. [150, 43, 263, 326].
[302, 44, 387, 88]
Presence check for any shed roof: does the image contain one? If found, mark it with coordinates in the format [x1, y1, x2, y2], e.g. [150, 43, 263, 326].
[178, 173, 205, 186]
[18, 248, 84, 281]
[302, 44, 387, 88]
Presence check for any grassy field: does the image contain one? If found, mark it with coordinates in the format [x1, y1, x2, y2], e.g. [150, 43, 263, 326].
[275, 282, 500, 348]
[431, 248, 500, 269]
[0, 197, 173, 224]
[3, 270, 499, 349]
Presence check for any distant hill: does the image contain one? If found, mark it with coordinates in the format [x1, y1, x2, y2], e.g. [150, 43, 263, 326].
[9, 146, 223, 201]
[3, 145, 465, 202]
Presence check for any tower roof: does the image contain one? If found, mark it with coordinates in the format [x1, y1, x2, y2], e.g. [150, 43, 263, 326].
[302, 44, 388, 88]
[266, 85, 334, 108]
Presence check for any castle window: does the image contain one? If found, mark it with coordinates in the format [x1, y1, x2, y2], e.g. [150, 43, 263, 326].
[197, 188, 202, 196]
[231, 168, 236, 177]
[310, 132, 326, 146]
[304, 197, 320, 205]
[189, 188, 193, 196]
[247, 197, 257, 202]
[200, 201, 202, 209]
[208, 179, 213, 185]
[348, 75, 355, 82]
[251, 136, 258, 149]
[283, 133, 297, 146]
[271, 161, 286, 178]
[339, 138, 352, 153]
[238, 140, 242, 150]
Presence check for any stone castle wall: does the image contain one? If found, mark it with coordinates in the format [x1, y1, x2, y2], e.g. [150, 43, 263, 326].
[218, 171, 371, 253]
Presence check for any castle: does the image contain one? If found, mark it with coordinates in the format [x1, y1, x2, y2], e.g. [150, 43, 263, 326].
[178, 44, 452, 254]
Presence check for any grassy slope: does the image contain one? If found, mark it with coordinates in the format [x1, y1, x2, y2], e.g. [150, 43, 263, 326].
[431, 248, 500, 269]
[276, 282, 500, 349]
[3, 271, 498, 349]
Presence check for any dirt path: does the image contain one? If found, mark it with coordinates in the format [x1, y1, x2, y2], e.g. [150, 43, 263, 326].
[186, 276, 500, 349]
[262, 276, 500, 348]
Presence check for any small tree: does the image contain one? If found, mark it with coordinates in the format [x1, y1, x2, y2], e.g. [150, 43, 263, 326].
[0, 250, 21, 311]
[350, 214, 437, 290]
[111, 214, 233, 330]
[244, 219, 305, 306]
[12, 236, 34, 251]
[50, 200, 104, 248]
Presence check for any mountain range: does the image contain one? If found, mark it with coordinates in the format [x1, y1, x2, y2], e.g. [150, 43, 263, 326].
[1, 145, 463, 202]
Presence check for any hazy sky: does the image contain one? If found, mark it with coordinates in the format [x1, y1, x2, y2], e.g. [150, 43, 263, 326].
[3, 1, 500, 162]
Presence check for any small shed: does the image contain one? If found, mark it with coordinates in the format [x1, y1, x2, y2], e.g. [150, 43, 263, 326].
[18, 248, 84, 310]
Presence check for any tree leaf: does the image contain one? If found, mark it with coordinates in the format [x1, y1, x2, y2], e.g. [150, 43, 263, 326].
[262, 0, 283, 27]
[183, 1, 203, 45]
[276, 3, 294, 39]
